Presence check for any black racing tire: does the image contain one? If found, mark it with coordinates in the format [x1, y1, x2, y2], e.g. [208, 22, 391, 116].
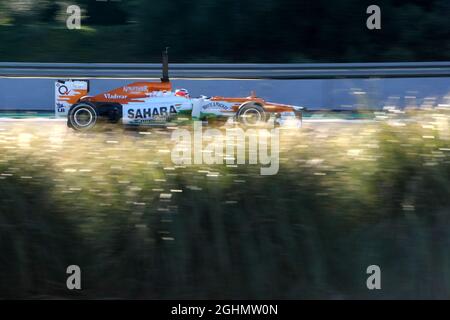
[68, 103, 98, 131]
[236, 103, 267, 127]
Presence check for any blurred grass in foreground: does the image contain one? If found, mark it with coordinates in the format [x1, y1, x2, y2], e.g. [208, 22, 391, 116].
[1, 109, 450, 299]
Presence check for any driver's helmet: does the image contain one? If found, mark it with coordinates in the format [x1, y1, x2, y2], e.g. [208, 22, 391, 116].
[175, 88, 189, 98]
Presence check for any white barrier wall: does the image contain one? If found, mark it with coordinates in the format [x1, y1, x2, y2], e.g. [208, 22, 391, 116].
[0, 77, 449, 111]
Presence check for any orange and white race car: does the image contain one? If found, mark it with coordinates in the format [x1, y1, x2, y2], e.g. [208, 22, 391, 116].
[62, 52, 303, 131]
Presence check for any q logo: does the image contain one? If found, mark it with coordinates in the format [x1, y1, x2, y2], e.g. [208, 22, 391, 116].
[58, 85, 69, 95]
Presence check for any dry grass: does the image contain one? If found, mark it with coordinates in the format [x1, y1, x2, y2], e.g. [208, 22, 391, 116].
[1, 109, 450, 299]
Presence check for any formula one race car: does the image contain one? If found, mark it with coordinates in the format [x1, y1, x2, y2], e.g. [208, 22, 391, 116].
[62, 51, 303, 131]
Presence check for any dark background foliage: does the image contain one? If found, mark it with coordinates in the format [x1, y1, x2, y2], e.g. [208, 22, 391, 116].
[0, 0, 448, 62]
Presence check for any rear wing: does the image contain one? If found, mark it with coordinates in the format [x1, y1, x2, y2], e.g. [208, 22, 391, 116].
[55, 79, 89, 118]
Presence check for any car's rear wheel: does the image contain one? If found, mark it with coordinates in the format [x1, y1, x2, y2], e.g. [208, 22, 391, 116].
[237, 104, 267, 127]
[68, 103, 98, 131]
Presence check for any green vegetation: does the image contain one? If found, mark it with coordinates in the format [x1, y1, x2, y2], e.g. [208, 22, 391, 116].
[0, 0, 449, 62]
[1, 109, 450, 298]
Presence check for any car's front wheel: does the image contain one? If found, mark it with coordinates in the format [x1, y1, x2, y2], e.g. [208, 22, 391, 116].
[68, 103, 98, 131]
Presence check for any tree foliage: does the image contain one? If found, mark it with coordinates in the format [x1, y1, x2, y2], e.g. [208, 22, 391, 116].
[0, 0, 448, 62]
